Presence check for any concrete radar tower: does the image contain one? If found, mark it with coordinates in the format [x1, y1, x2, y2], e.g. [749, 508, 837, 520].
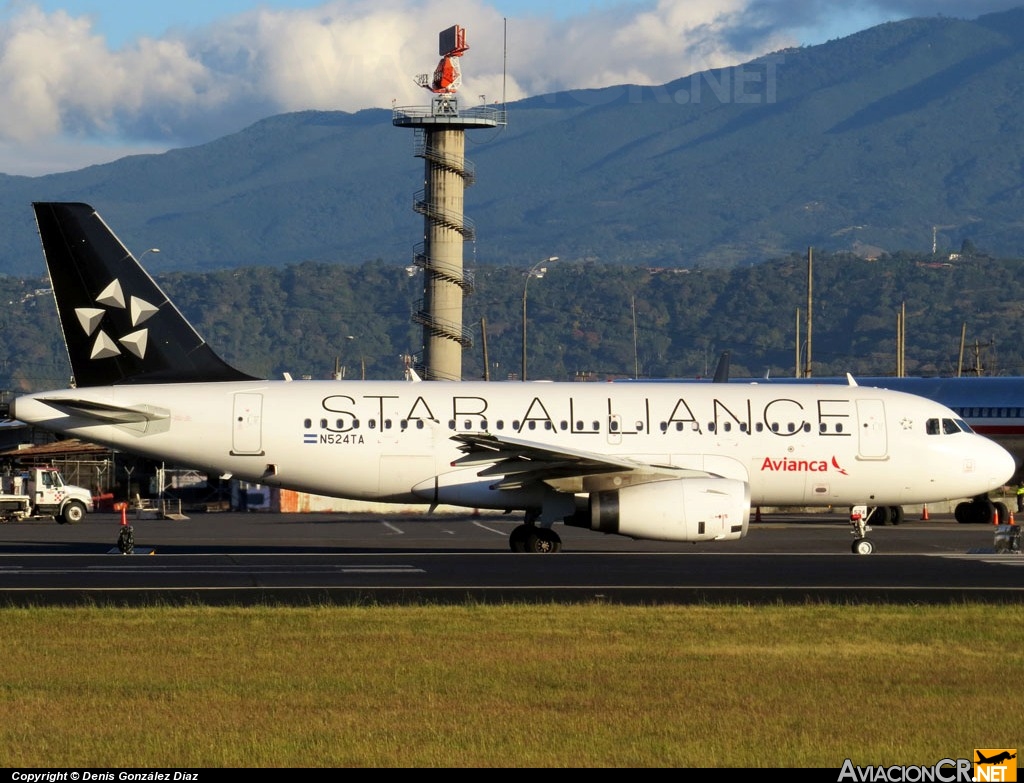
[393, 25, 505, 380]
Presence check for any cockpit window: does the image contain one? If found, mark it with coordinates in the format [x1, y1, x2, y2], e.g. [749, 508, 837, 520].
[928, 417, 971, 435]
[952, 418, 973, 433]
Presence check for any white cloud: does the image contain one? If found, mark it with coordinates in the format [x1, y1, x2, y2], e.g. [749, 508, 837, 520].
[0, 0, 1013, 174]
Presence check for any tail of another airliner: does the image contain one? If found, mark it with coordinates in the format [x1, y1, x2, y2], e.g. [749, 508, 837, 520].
[32, 202, 258, 387]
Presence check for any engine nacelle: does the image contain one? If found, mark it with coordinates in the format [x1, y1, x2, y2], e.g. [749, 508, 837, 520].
[565, 478, 750, 542]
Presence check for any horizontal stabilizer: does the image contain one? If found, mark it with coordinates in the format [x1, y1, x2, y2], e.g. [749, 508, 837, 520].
[35, 397, 170, 424]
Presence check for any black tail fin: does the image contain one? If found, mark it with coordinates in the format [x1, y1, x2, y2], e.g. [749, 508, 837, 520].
[32, 202, 258, 386]
[712, 350, 731, 383]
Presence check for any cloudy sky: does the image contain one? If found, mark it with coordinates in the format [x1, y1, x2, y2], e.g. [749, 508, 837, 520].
[0, 0, 1017, 175]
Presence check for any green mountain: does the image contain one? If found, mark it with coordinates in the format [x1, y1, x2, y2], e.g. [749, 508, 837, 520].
[1, 9, 1023, 276]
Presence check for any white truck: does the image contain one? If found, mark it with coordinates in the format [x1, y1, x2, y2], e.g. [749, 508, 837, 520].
[0, 467, 94, 524]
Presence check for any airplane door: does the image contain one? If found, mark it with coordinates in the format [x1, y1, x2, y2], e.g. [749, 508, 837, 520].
[856, 399, 888, 459]
[231, 393, 265, 456]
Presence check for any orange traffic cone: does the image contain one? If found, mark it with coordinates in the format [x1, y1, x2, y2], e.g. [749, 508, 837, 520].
[993, 506, 999, 525]
[920, 504, 929, 521]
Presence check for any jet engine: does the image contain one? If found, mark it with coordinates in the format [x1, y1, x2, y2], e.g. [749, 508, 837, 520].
[565, 477, 750, 542]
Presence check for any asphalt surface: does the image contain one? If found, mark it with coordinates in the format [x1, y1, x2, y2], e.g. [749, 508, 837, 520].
[0, 509, 1020, 606]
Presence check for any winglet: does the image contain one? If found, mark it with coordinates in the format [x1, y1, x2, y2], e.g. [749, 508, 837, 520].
[32, 202, 258, 387]
[846, 373, 858, 386]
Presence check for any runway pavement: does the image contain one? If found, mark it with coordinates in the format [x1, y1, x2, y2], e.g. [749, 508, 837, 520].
[0, 509, 1020, 605]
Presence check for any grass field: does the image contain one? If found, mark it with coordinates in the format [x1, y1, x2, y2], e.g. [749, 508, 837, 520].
[1, 603, 1021, 768]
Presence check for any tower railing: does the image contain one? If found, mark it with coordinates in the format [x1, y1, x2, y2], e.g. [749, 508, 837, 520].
[392, 104, 507, 126]
[412, 243, 475, 293]
[414, 130, 476, 185]
[412, 191, 477, 240]
[411, 299, 474, 349]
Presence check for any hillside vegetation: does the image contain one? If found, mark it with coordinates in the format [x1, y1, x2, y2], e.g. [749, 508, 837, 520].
[1, 248, 1019, 393]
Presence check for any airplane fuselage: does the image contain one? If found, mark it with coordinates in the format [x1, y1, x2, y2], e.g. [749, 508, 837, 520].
[12, 379, 1012, 512]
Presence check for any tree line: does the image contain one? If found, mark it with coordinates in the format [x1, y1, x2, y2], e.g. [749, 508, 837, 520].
[0, 249, 1020, 394]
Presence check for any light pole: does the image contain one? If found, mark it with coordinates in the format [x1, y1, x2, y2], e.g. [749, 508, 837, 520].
[138, 248, 160, 263]
[521, 256, 558, 381]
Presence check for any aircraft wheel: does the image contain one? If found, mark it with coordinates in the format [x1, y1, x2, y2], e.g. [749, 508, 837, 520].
[867, 506, 891, 526]
[994, 501, 1010, 524]
[525, 528, 562, 554]
[509, 525, 530, 553]
[973, 497, 996, 524]
[852, 538, 874, 555]
[889, 506, 904, 526]
[954, 501, 971, 524]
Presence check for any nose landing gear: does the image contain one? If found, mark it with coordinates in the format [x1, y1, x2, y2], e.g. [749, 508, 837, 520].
[850, 505, 875, 555]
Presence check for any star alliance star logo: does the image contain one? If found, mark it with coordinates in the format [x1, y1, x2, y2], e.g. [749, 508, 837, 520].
[75, 277, 159, 362]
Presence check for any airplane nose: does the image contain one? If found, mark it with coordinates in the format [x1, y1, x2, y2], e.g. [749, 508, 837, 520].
[988, 438, 1017, 486]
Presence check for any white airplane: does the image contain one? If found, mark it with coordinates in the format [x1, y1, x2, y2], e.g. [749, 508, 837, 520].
[11, 203, 1017, 555]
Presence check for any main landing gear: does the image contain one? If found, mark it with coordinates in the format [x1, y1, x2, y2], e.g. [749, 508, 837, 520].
[954, 495, 1009, 524]
[510, 510, 563, 553]
[849, 505, 874, 555]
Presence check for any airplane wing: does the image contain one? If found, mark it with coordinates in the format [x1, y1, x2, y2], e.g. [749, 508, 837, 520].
[451, 433, 706, 491]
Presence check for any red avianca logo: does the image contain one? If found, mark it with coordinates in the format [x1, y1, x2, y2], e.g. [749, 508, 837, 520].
[760, 456, 848, 475]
